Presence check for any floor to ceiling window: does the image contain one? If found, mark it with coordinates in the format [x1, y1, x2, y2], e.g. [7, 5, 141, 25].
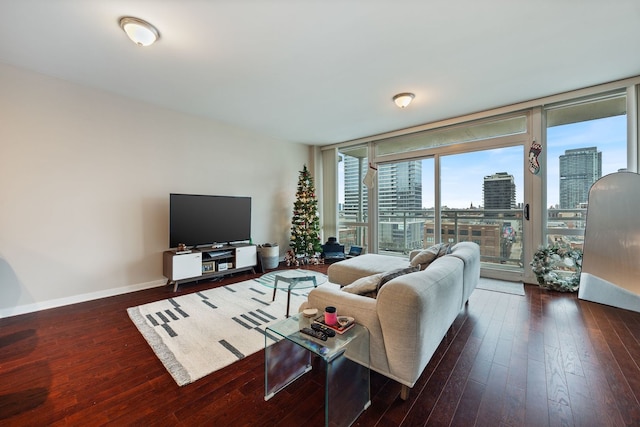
[325, 81, 638, 281]
[338, 145, 369, 252]
[544, 92, 627, 250]
[373, 115, 529, 277]
[377, 158, 433, 255]
[440, 147, 524, 269]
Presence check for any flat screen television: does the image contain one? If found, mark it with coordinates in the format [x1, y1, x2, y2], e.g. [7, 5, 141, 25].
[169, 194, 251, 249]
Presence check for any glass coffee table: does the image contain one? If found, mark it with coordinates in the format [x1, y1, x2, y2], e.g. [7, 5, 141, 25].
[256, 269, 327, 317]
[264, 313, 370, 427]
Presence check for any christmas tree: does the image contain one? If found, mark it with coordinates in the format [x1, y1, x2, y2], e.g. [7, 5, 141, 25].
[289, 165, 322, 260]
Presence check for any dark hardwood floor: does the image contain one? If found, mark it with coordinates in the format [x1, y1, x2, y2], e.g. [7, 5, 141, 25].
[2, 264, 640, 426]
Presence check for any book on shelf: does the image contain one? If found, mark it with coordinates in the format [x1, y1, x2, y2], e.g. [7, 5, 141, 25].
[312, 315, 355, 334]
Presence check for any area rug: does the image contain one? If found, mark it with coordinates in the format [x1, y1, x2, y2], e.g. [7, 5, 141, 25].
[127, 277, 311, 386]
[476, 277, 525, 296]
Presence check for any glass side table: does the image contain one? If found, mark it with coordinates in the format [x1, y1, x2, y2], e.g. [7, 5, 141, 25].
[257, 269, 327, 317]
[265, 313, 370, 427]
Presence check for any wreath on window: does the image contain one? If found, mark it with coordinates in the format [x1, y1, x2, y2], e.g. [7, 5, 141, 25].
[530, 244, 582, 292]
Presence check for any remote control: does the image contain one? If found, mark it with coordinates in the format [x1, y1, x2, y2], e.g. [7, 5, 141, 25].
[300, 327, 327, 341]
[311, 323, 336, 337]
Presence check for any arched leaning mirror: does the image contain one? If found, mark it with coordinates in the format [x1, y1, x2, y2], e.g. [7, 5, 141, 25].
[578, 171, 640, 312]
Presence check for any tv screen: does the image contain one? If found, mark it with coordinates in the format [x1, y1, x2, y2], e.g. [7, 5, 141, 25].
[169, 194, 251, 248]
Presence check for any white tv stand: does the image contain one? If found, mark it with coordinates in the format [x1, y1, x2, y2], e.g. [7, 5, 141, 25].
[163, 244, 257, 291]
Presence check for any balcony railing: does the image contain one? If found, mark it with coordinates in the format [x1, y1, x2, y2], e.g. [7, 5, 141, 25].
[339, 207, 587, 269]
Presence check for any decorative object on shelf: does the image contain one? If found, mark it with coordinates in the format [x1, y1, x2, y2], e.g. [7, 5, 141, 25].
[175, 242, 191, 254]
[289, 165, 322, 262]
[530, 243, 582, 292]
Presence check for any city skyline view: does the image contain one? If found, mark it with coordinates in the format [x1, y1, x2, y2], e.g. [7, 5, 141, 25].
[420, 115, 626, 209]
[336, 98, 628, 269]
[339, 114, 626, 211]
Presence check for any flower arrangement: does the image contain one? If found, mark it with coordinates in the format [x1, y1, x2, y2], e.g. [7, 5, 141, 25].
[530, 243, 582, 292]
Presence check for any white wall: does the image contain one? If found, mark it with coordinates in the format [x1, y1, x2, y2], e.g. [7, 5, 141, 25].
[0, 63, 310, 318]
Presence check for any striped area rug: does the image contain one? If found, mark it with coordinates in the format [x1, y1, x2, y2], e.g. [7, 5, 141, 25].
[127, 278, 311, 386]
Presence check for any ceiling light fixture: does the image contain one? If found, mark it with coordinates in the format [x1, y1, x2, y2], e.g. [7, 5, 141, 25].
[393, 92, 415, 108]
[119, 17, 159, 47]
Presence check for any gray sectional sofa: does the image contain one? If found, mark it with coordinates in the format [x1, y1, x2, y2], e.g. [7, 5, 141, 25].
[301, 242, 480, 399]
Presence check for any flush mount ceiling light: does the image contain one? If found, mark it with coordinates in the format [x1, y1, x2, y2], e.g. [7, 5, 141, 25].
[119, 17, 159, 46]
[393, 92, 415, 108]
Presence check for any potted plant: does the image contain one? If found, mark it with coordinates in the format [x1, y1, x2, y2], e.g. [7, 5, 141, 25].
[530, 243, 582, 292]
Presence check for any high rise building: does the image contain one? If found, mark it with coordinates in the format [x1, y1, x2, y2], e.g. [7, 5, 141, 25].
[377, 161, 422, 212]
[343, 158, 422, 251]
[342, 155, 368, 220]
[483, 172, 516, 210]
[378, 161, 423, 250]
[559, 147, 602, 209]
[343, 159, 423, 215]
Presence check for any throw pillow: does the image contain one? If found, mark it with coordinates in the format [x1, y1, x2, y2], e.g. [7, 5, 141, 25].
[376, 266, 420, 294]
[410, 243, 452, 270]
[341, 273, 384, 296]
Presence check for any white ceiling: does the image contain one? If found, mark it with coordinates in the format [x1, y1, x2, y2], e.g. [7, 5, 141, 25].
[1, 1, 639, 145]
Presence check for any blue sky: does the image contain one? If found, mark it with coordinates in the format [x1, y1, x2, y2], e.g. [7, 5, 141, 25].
[545, 115, 626, 207]
[437, 146, 524, 209]
[426, 114, 626, 209]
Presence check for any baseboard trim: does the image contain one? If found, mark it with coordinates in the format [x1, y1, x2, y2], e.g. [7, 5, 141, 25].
[0, 279, 167, 319]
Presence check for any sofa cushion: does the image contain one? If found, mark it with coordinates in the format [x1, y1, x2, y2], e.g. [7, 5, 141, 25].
[341, 273, 384, 297]
[328, 254, 410, 286]
[376, 266, 420, 294]
[409, 243, 451, 269]
[341, 267, 420, 299]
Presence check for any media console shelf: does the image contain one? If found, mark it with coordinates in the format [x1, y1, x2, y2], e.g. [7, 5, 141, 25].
[163, 244, 257, 291]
